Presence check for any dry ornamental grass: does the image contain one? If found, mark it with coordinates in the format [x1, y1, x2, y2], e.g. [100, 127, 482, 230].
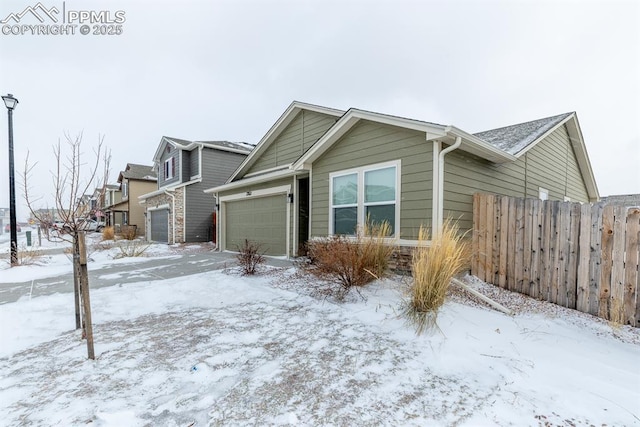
[406, 219, 470, 334]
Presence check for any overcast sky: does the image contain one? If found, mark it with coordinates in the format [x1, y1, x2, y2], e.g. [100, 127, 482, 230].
[0, 0, 638, 220]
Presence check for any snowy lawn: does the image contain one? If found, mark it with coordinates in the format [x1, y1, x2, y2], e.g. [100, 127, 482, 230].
[0, 261, 639, 426]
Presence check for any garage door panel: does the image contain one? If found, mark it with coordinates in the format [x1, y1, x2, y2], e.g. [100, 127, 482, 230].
[225, 195, 286, 256]
[150, 209, 169, 243]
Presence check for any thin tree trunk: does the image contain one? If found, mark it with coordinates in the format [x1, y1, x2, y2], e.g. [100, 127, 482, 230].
[73, 238, 82, 329]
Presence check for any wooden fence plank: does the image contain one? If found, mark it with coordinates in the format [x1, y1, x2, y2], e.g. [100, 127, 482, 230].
[589, 203, 604, 316]
[472, 193, 480, 277]
[624, 208, 640, 327]
[576, 203, 592, 312]
[476, 194, 487, 281]
[599, 205, 615, 320]
[522, 198, 533, 297]
[515, 198, 525, 294]
[498, 195, 509, 288]
[540, 200, 552, 301]
[529, 199, 542, 298]
[610, 206, 627, 323]
[484, 194, 496, 283]
[484, 194, 495, 283]
[556, 202, 570, 307]
[491, 196, 502, 284]
[566, 203, 581, 309]
[549, 201, 562, 304]
[507, 197, 517, 291]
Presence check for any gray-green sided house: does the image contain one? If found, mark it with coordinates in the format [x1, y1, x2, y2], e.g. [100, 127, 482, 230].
[204, 101, 599, 256]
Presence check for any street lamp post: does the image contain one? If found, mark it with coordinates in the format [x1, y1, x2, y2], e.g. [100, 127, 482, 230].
[2, 93, 19, 266]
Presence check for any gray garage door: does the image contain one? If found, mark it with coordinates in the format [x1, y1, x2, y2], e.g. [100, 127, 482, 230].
[225, 195, 286, 256]
[150, 209, 169, 243]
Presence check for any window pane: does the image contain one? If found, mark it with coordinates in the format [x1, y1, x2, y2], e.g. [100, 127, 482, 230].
[334, 207, 357, 235]
[366, 204, 395, 235]
[365, 167, 395, 203]
[332, 173, 357, 206]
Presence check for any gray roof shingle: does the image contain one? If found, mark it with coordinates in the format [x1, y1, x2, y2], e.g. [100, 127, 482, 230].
[474, 112, 573, 155]
[120, 163, 157, 181]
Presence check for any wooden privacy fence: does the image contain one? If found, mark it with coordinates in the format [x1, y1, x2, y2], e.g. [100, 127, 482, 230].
[471, 193, 640, 327]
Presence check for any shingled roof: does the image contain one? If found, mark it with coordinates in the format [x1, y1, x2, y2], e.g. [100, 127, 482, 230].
[198, 140, 255, 152]
[474, 112, 573, 155]
[119, 163, 157, 182]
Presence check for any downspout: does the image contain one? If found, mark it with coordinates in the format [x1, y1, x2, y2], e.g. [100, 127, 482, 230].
[436, 136, 462, 234]
[164, 189, 176, 244]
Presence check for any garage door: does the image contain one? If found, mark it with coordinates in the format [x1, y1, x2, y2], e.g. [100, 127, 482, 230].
[150, 209, 169, 243]
[225, 195, 286, 256]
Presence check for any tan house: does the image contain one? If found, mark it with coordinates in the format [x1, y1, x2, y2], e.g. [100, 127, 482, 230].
[109, 164, 157, 235]
[103, 184, 124, 227]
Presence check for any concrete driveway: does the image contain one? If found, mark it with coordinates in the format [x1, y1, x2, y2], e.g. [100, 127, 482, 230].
[0, 250, 293, 305]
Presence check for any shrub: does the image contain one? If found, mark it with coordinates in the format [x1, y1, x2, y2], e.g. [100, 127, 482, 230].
[305, 221, 395, 300]
[236, 239, 266, 275]
[120, 225, 137, 241]
[102, 226, 115, 241]
[405, 219, 469, 335]
[115, 239, 150, 258]
[16, 244, 44, 266]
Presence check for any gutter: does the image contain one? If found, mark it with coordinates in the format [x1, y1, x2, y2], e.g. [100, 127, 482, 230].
[432, 135, 462, 235]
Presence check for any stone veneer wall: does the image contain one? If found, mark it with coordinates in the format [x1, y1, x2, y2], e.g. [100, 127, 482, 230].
[173, 187, 185, 243]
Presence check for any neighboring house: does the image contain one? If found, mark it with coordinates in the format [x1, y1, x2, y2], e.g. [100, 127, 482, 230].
[77, 194, 92, 218]
[103, 184, 124, 228]
[601, 194, 640, 207]
[108, 164, 157, 235]
[204, 101, 599, 257]
[139, 137, 252, 244]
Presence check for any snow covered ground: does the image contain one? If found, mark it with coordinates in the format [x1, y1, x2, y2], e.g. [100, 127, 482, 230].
[0, 238, 639, 426]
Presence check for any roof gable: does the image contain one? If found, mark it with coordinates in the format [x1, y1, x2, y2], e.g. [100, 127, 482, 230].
[227, 101, 344, 182]
[293, 108, 450, 169]
[153, 136, 251, 165]
[118, 163, 157, 183]
[474, 112, 573, 156]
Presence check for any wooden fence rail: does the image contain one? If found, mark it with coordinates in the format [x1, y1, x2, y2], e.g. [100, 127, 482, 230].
[472, 193, 640, 327]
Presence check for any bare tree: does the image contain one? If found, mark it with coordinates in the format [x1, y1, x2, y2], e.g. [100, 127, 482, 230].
[23, 132, 110, 360]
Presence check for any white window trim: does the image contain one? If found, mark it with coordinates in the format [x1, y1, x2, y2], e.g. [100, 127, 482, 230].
[164, 157, 175, 180]
[328, 159, 401, 236]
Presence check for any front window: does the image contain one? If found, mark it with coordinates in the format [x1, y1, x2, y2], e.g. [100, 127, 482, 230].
[330, 161, 399, 236]
[332, 173, 358, 235]
[122, 181, 128, 199]
[164, 157, 175, 180]
[364, 167, 396, 234]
